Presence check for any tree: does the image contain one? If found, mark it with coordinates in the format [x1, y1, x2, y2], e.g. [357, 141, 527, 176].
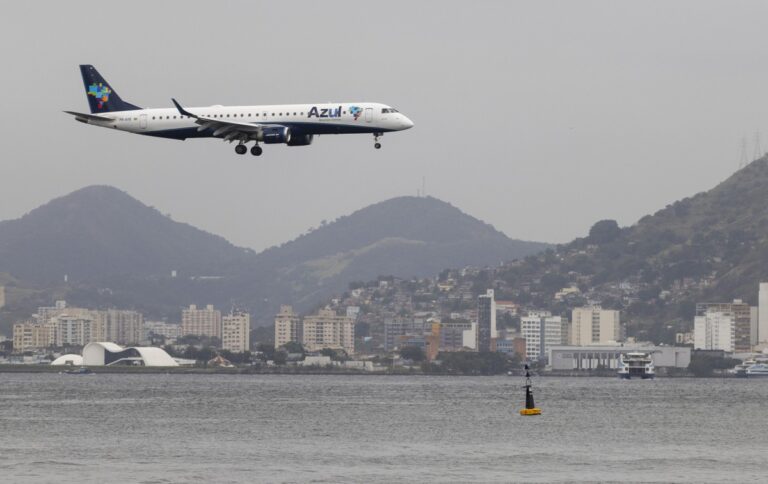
[281, 341, 305, 355]
[320, 348, 349, 361]
[399, 345, 425, 362]
[588, 220, 621, 244]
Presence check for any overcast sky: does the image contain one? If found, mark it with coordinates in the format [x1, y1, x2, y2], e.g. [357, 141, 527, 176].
[1, 1, 767, 251]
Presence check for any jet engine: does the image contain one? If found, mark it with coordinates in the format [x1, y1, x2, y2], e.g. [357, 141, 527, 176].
[287, 134, 314, 146]
[260, 127, 291, 144]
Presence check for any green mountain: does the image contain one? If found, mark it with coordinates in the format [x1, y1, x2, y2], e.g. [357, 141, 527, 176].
[0, 185, 250, 283]
[0, 187, 548, 330]
[497, 157, 768, 342]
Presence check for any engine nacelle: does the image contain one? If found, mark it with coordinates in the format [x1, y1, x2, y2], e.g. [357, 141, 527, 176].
[287, 134, 314, 146]
[260, 127, 291, 144]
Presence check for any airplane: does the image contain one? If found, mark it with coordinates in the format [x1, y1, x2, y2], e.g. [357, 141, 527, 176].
[65, 65, 414, 156]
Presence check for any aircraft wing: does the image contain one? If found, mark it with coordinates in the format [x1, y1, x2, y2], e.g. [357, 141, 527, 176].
[172, 98, 283, 141]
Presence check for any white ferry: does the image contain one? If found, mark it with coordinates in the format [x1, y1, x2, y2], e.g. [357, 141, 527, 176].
[617, 352, 655, 380]
[732, 357, 768, 378]
[745, 363, 768, 378]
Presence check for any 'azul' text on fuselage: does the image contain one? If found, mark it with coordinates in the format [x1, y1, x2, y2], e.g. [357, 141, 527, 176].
[307, 106, 342, 118]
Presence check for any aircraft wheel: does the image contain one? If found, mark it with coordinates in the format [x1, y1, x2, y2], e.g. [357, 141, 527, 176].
[235, 144, 247, 155]
[374, 142, 382, 149]
[251, 146, 263, 156]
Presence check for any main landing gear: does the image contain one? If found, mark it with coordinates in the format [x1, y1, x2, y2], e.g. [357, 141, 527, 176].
[234, 143, 263, 156]
[374, 133, 382, 149]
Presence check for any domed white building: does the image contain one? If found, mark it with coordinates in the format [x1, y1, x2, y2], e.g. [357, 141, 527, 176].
[82, 342, 179, 367]
[51, 354, 84, 366]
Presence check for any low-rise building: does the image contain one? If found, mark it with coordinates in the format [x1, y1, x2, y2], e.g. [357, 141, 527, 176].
[548, 345, 691, 371]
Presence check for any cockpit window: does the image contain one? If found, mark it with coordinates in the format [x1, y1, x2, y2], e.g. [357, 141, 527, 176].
[381, 108, 399, 114]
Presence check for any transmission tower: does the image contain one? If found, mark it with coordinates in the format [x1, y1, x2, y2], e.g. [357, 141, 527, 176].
[739, 136, 748, 170]
[753, 131, 763, 161]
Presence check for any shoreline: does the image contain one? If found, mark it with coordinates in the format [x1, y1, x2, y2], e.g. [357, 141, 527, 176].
[0, 365, 729, 377]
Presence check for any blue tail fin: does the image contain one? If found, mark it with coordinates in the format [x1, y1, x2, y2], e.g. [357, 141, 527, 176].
[79, 65, 141, 113]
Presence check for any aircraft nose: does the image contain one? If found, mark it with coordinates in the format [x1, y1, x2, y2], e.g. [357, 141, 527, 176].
[401, 115, 414, 130]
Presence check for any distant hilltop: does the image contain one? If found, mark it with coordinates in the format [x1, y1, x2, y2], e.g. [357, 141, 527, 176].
[0, 186, 549, 331]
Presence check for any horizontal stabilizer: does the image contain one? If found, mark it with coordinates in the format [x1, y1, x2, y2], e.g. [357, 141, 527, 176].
[64, 110, 115, 122]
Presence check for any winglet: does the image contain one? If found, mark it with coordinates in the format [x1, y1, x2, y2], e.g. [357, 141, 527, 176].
[172, 98, 197, 118]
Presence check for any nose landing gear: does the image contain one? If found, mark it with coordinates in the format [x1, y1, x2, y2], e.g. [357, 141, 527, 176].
[374, 133, 382, 149]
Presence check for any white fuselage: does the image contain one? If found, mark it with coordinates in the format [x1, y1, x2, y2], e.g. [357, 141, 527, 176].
[84, 102, 413, 140]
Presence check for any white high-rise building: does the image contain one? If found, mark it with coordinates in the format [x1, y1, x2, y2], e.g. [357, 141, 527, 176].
[759, 283, 768, 344]
[570, 307, 621, 345]
[694, 311, 735, 352]
[302, 308, 355, 354]
[103, 309, 143, 345]
[521, 311, 562, 362]
[222, 312, 250, 353]
[477, 289, 497, 352]
[274, 305, 302, 349]
[181, 304, 221, 339]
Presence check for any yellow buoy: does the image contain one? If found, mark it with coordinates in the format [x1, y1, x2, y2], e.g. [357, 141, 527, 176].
[519, 364, 542, 416]
[519, 408, 542, 416]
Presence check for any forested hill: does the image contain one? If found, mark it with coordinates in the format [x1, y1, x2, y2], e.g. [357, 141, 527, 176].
[495, 157, 768, 342]
[0, 188, 548, 328]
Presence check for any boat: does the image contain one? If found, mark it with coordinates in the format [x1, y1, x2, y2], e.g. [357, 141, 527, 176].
[732, 360, 754, 378]
[61, 367, 93, 375]
[732, 356, 768, 378]
[617, 352, 655, 380]
[745, 363, 768, 378]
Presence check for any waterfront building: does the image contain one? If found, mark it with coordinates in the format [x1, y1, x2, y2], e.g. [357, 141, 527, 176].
[694, 311, 735, 352]
[275, 305, 302, 348]
[570, 307, 620, 345]
[302, 308, 355, 354]
[383, 318, 428, 351]
[103, 309, 144, 345]
[13, 321, 51, 351]
[51, 314, 105, 346]
[751, 306, 759, 346]
[222, 312, 250, 353]
[495, 337, 526, 358]
[181, 304, 221, 339]
[760, 282, 768, 344]
[82, 342, 178, 366]
[696, 300, 751, 352]
[477, 289, 496, 352]
[439, 319, 476, 351]
[521, 311, 563, 362]
[548, 345, 691, 371]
